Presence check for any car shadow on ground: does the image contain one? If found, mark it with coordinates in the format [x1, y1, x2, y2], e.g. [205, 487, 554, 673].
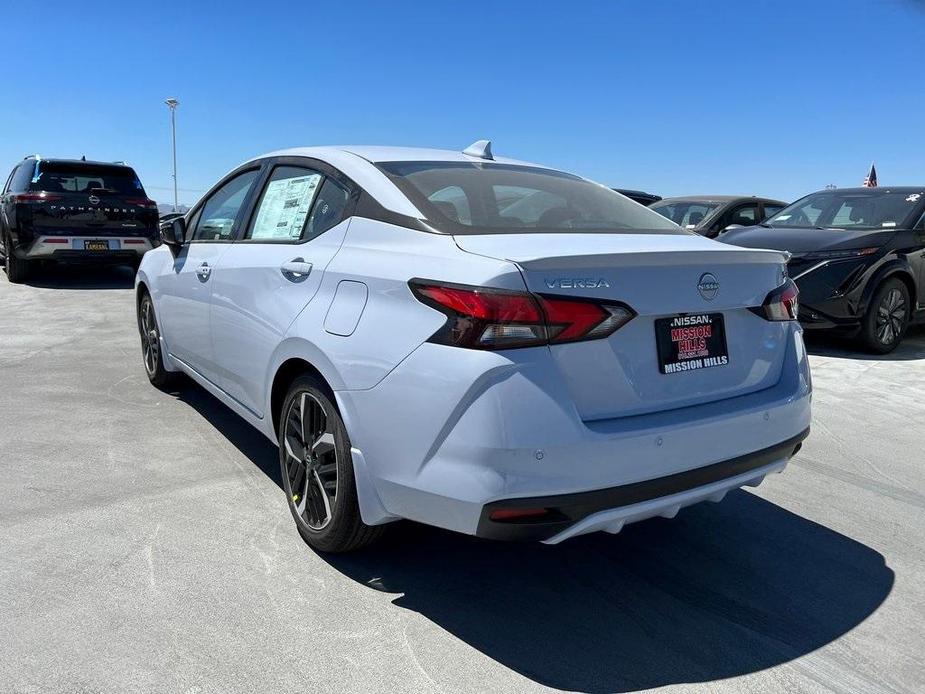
[175, 380, 893, 694]
[19, 263, 136, 290]
[804, 324, 925, 361]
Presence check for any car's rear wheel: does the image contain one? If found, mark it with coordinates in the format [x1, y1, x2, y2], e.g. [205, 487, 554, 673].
[859, 277, 910, 354]
[138, 292, 175, 389]
[279, 375, 383, 553]
[3, 231, 30, 284]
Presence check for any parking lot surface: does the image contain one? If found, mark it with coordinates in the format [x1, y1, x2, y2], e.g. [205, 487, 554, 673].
[1, 267, 923, 694]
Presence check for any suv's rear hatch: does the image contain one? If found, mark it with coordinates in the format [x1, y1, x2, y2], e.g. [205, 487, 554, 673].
[20, 161, 157, 237]
[455, 232, 791, 420]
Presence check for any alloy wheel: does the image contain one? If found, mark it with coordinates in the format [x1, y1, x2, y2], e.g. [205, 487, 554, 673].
[139, 298, 160, 376]
[876, 288, 906, 346]
[282, 392, 338, 530]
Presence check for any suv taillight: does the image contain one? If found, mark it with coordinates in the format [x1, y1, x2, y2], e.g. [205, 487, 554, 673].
[126, 197, 159, 210]
[410, 280, 635, 350]
[752, 278, 799, 321]
[11, 192, 62, 203]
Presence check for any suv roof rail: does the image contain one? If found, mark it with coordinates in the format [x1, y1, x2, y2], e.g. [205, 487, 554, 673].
[23, 154, 41, 161]
[112, 160, 126, 165]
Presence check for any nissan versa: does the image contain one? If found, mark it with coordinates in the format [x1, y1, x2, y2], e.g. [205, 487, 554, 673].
[135, 142, 812, 552]
[1, 156, 159, 282]
[722, 187, 925, 353]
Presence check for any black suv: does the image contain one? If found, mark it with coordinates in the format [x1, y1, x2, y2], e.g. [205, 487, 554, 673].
[0, 156, 159, 283]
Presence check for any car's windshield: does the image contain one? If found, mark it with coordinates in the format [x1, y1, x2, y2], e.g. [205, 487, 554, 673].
[650, 200, 722, 228]
[30, 162, 145, 196]
[766, 190, 923, 230]
[377, 161, 684, 234]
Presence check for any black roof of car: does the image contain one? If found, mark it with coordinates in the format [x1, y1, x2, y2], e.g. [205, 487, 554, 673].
[808, 186, 925, 194]
[24, 157, 134, 169]
[654, 195, 784, 204]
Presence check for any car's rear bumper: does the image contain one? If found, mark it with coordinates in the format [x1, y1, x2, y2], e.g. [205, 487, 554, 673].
[22, 235, 153, 260]
[476, 428, 807, 542]
[338, 323, 813, 541]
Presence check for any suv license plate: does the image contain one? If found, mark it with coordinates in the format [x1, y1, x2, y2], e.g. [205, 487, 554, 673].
[84, 240, 109, 251]
[655, 313, 729, 375]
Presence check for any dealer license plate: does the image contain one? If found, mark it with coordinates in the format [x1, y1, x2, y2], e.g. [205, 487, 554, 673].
[655, 313, 729, 375]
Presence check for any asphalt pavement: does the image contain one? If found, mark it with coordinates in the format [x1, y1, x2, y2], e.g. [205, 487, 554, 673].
[1, 265, 922, 694]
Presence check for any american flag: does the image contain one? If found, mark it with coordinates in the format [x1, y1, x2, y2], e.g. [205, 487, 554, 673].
[863, 163, 878, 188]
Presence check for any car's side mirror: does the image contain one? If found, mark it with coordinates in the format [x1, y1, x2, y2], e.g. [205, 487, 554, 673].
[160, 217, 186, 249]
[722, 224, 744, 233]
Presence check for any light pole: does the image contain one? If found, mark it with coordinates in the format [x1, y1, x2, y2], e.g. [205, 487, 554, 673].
[164, 98, 179, 212]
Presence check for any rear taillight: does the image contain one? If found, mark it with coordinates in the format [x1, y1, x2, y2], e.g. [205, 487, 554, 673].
[752, 278, 799, 321]
[126, 197, 158, 210]
[410, 280, 635, 350]
[12, 192, 62, 202]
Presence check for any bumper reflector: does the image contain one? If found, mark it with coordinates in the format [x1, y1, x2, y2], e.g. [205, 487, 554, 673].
[488, 507, 551, 522]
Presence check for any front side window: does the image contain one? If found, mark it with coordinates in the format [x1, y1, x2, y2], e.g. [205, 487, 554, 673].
[727, 203, 759, 227]
[650, 200, 721, 228]
[192, 169, 259, 241]
[767, 190, 924, 230]
[378, 161, 682, 234]
[762, 204, 784, 219]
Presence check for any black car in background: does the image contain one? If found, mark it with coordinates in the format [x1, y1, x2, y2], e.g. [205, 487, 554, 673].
[613, 188, 662, 206]
[0, 156, 159, 283]
[650, 195, 787, 238]
[722, 187, 925, 353]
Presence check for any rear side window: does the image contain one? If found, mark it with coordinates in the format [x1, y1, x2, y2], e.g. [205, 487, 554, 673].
[30, 162, 145, 195]
[377, 161, 683, 235]
[247, 166, 322, 241]
[305, 178, 349, 240]
[11, 163, 35, 192]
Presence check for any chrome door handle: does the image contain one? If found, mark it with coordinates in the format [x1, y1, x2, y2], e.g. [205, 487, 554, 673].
[196, 262, 211, 281]
[280, 258, 312, 281]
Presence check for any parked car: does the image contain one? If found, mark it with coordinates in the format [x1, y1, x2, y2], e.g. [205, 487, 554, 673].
[0, 156, 159, 282]
[650, 196, 787, 238]
[136, 142, 811, 552]
[613, 189, 662, 206]
[722, 187, 925, 353]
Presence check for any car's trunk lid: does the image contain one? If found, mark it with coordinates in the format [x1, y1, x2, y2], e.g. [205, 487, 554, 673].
[455, 233, 792, 420]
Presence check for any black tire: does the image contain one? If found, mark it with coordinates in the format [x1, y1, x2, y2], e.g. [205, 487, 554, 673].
[858, 277, 910, 354]
[279, 375, 383, 553]
[137, 291, 176, 389]
[3, 231, 30, 284]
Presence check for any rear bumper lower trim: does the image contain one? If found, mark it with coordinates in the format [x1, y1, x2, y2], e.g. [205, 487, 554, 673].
[476, 427, 810, 541]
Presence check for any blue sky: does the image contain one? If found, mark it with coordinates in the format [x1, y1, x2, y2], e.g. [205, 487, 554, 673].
[3, 0, 923, 206]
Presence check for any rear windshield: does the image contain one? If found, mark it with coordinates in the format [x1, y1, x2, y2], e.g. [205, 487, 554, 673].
[30, 162, 145, 196]
[377, 161, 684, 234]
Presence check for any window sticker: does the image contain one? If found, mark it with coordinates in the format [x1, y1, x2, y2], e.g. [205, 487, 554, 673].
[774, 214, 791, 221]
[251, 174, 322, 240]
[882, 221, 897, 227]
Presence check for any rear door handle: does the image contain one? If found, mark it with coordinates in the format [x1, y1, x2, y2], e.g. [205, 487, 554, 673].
[281, 258, 312, 281]
[196, 262, 211, 281]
